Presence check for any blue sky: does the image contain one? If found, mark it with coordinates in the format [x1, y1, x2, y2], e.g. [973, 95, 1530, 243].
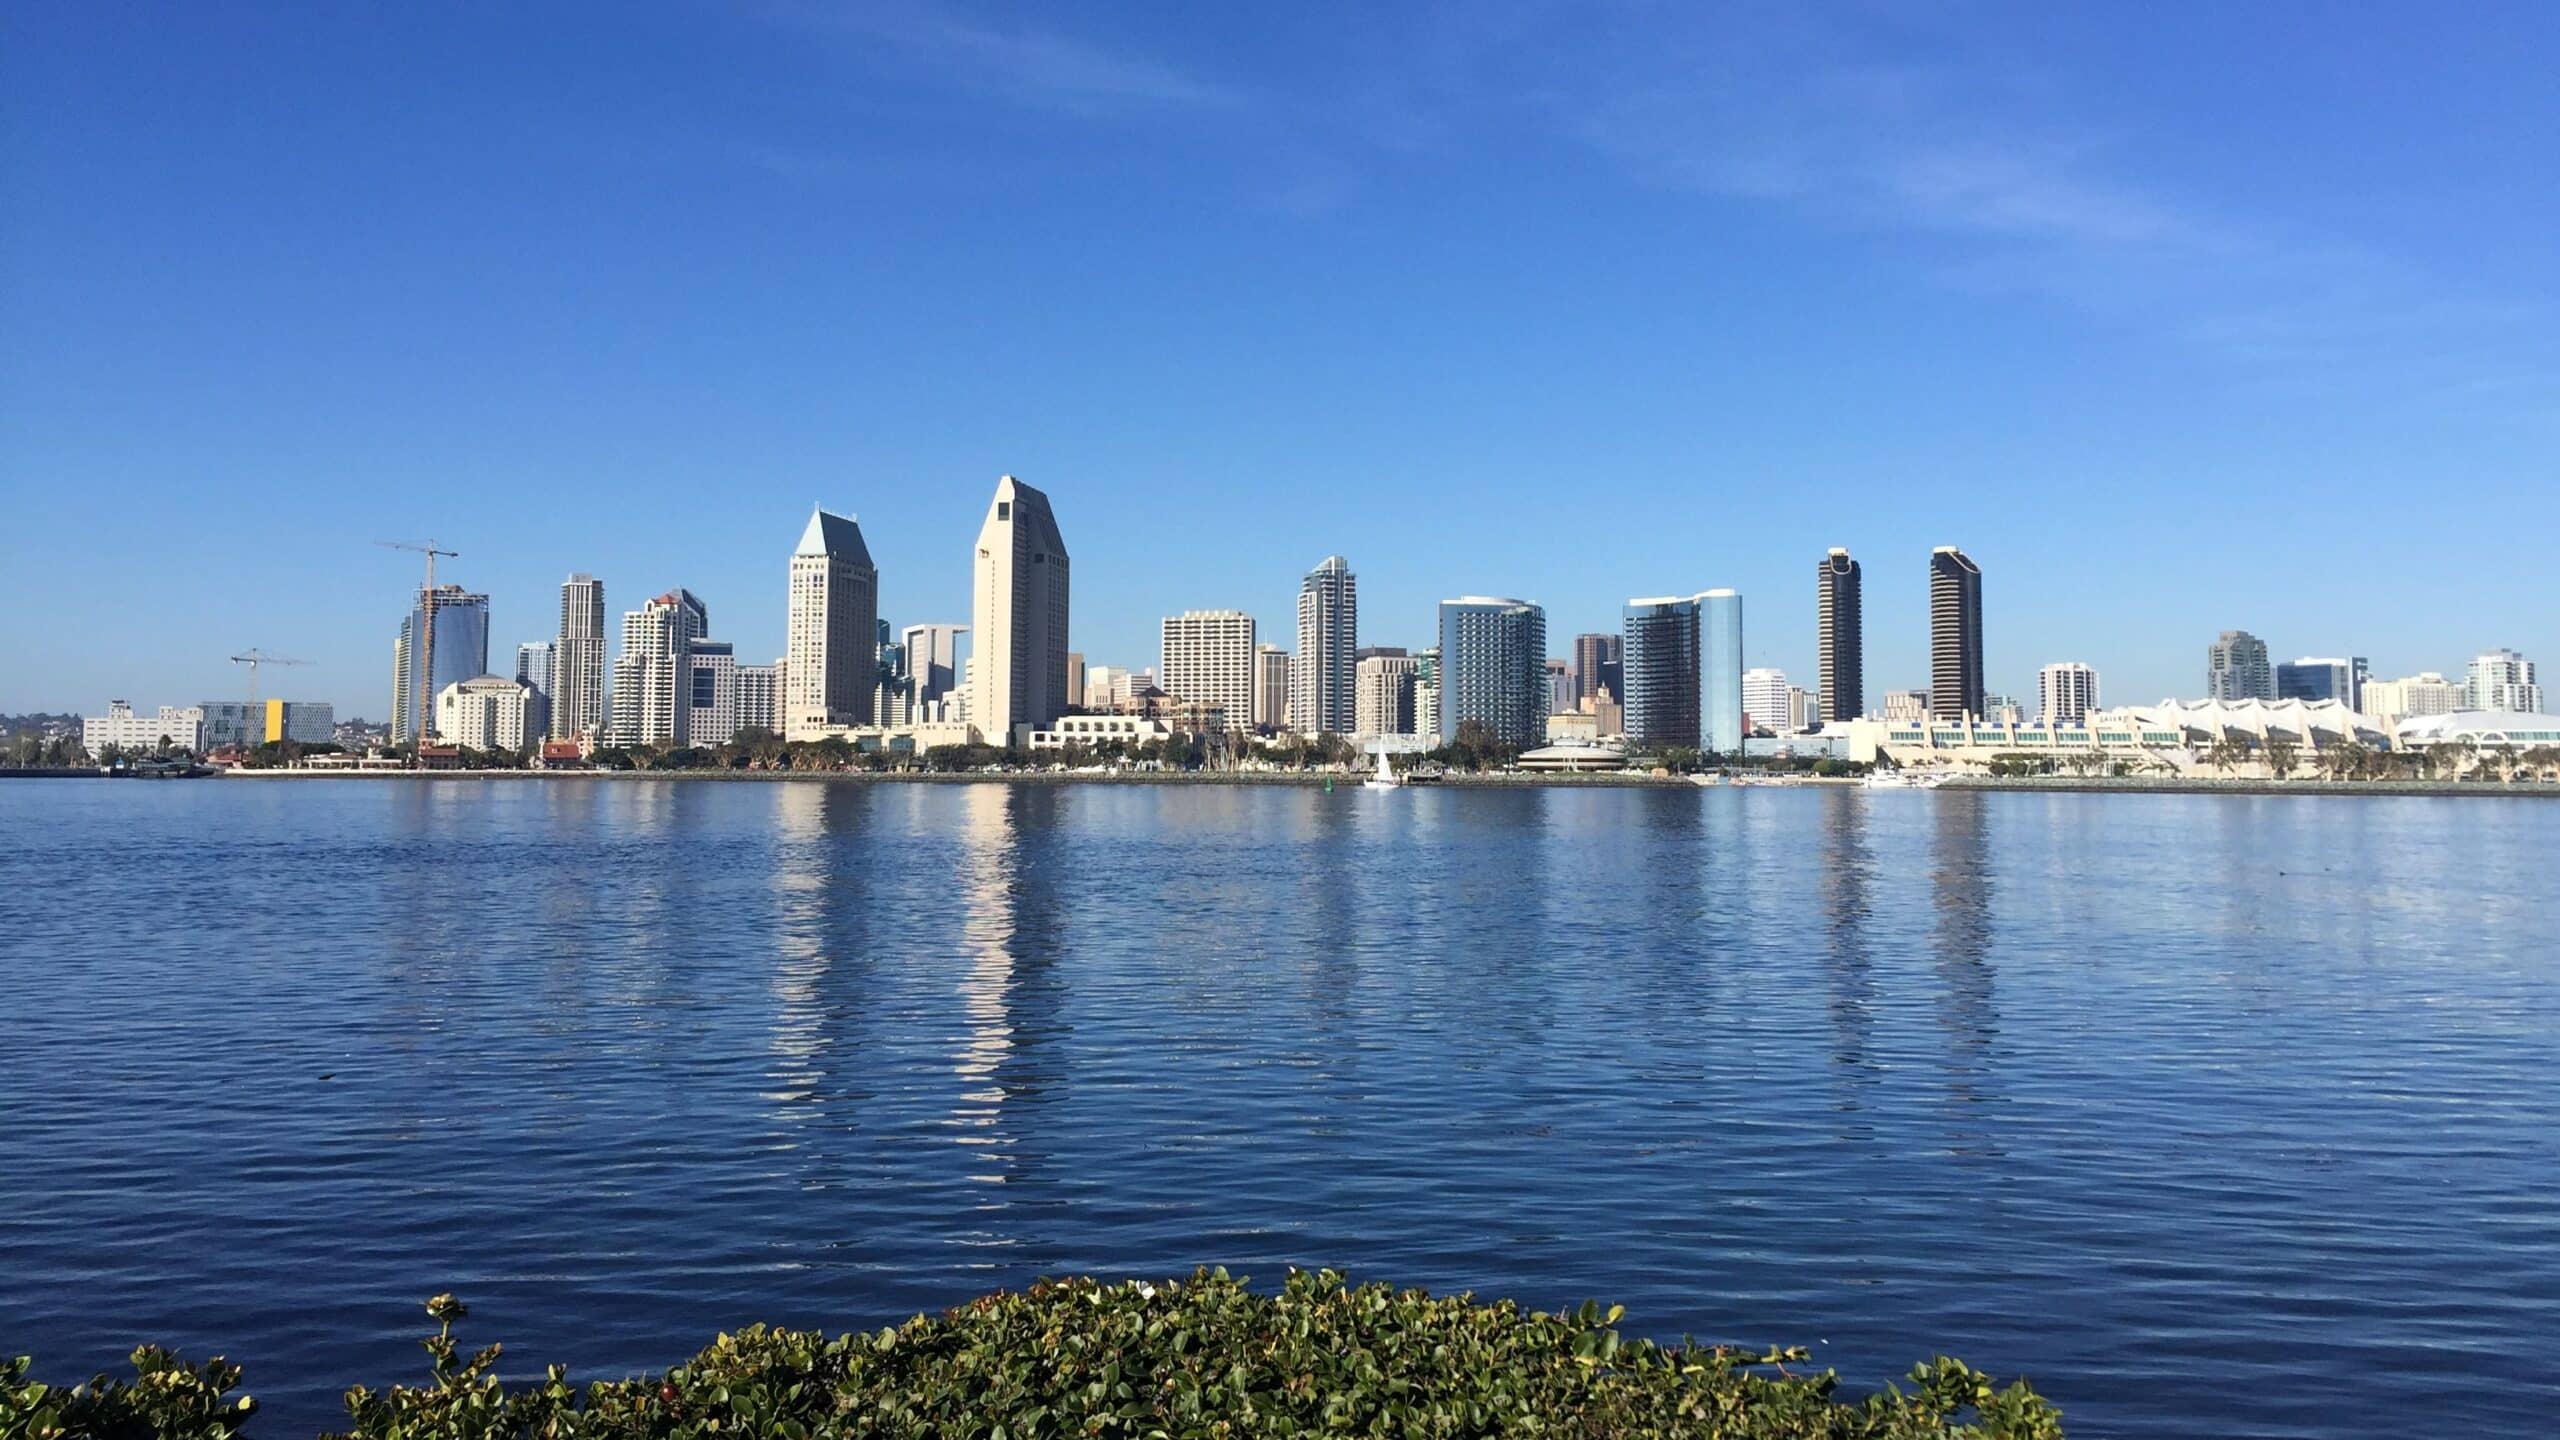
[5, 1, 2554, 717]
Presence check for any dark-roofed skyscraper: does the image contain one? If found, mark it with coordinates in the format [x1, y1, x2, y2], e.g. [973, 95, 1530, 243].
[1928, 546, 1984, 720]
[1816, 548, 1862, 723]
[784, 507, 879, 738]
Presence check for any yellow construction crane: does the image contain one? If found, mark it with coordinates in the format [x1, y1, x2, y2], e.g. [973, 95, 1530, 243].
[379, 539, 459, 751]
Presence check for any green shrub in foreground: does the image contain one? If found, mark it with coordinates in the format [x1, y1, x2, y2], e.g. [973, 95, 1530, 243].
[5, 1268, 2061, 1438]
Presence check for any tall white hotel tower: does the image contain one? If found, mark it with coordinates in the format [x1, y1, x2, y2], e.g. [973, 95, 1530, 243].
[784, 507, 879, 740]
[970, 475, 1071, 744]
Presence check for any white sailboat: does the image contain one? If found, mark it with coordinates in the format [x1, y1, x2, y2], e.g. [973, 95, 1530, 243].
[1364, 743, 1400, 789]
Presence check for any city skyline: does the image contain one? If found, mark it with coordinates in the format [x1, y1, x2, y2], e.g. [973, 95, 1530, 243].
[8, 6, 2556, 714]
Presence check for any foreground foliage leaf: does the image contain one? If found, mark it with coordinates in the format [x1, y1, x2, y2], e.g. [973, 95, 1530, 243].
[3, 1269, 2061, 1438]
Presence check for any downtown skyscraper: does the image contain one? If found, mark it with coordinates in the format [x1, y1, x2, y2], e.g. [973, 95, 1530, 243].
[551, 573, 606, 741]
[1291, 554, 1356, 735]
[391, 586, 490, 745]
[1816, 548, 1863, 723]
[610, 589, 707, 747]
[970, 475, 1071, 741]
[1436, 597, 1545, 749]
[1928, 547, 1984, 720]
[2207, 630, 2275, 702]
[1572, 633, 1622, 705]
[1161, 609, 1257, 725]
[784, 508, 879, 740]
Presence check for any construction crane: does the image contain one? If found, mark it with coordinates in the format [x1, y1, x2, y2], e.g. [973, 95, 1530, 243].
[379, 539, 459, 751]
[228, 650, 312, 751]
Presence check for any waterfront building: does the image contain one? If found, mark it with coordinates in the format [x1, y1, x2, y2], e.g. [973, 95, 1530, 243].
[1743, 667, 1790, 737]
[1355, 653, 1420, 736]
[1883, 689, 1930, 722]
[201, 699, 334, 750]
[970, 476, 1071, 743]
[2277, 657, 2360, 708]
[2038, 663, 2099, 727]
[1816, 548, 1863, 723]
[1622, 596, 1701, 749]
[1437, 598, 1545, 748]
[2361, 672, 2461, 731]
[436, 675, 538, 753]
[1022, 713, 1173, 752]
[1573, 633, 1622, 705]
[786, 507, 880, 739]
[1928, 547, 1983, 720]
[1701, 590, 1743, 754]
[2466, 649, 2544, 713]
[1546, 710, 1601, 744]
[2207, 629, 2275, 702]
[1253, 644, 1291, 730]
[2396, 709, 2560, 750]
[83, 700, 206, 754]
[609, 589, 707, 748]
[1851, 698, 2390, 775]
[1161, 609, 1257, 725]
[735, 662, 781, 735]
[1291, 555, 1357, 735]
[689, 640, 738, 746]
[553, 574, 606, 741]
[391, 586, 491, 745]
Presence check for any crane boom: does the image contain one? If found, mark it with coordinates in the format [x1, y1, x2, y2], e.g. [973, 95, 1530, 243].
[229, 649, 313, 707]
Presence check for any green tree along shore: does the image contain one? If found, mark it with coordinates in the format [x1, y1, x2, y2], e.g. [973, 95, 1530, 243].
[4, 1271, 2060, 1439]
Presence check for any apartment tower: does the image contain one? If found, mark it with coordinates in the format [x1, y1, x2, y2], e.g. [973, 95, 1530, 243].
[1816, 548, 1863, 723]
[1291, 555, 1357, 735]
[1161, 610, 1258, 728]
[1928, 547, 1984, 720]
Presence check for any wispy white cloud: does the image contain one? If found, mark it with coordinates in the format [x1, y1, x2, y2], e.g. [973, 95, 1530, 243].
[776, 1, 1241, 113]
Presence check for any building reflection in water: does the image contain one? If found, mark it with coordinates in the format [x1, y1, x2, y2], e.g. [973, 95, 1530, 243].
[1818, 787, 1880, 1113]
[950, 783, 1066, 1203]
[1929, 788, 2003, 1130]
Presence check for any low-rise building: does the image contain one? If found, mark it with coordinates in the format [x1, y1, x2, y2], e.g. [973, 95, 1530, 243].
[202, 699, 336, 750]
[1023, 714, 1173, 751]
[435, 675, 539, 753]
[83, 701, 205, 755]
[1845, 698, 2392, 775]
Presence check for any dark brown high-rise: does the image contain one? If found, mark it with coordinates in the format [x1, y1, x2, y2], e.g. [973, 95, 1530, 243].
[1573, 632, 1622, 704]
[1816, 548, 1862, 722]
[1928, 546, 1984, 720]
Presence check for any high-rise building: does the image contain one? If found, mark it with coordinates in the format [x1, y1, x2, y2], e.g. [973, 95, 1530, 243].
[1161, 610, 1257, 727]
[1619, 591, 1741, 752]
[610, 589, 707, 747]
[552, 574, 606, 741]
[735, 663, 781, 736]
[2362, 672, 2461, 730]
[1700, 589, 1743, 754]
[1291, 555, 1357, 735]
[1064, 651, 1085, 709]
[1883, 689, 1930, 722]
[901, 623, 968, 719]
[1437, 598, 1545, 748]
[786, 508, 880, 739]
[1816, 548, 1863, 723]
[1788, 687, 1820, 734]
[1573, 633, 1622, 705]
[2207, 629, 2275, 702]
[1415, 646, 1441, 742]
[1928, 547, 1983, 721]
[2467, 649, 2543, 712]
[1544, 658, 1574, 716]
[970, 476, 1071, 743]
[1253, 644, 1291, 731]
[1742, 667, 1790, 736]
[2038, 662, 2099, 726]
[2276, 657, 2357, 708]
[1355, 653, 1419, 736]
[515, 642, 554, 708]
[689, 640, 739, 746]
[391, 586, 491, 745]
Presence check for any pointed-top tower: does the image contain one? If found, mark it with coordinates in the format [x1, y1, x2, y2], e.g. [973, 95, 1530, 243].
[784, 506, 879, 739]
[970, 476, 1070, 743]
